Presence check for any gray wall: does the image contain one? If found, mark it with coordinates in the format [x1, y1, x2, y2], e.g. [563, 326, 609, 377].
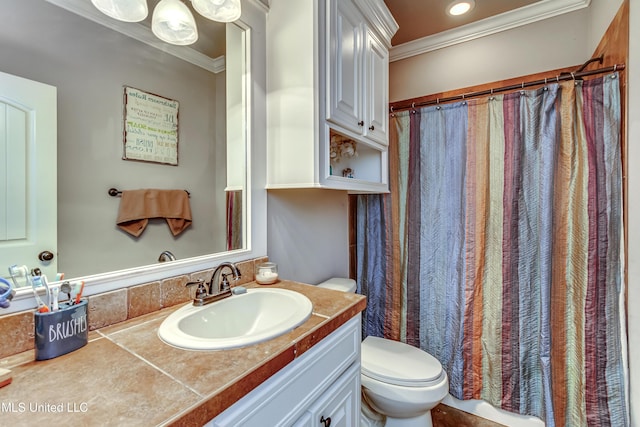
[0, 0, 228, 277]
[267, 189, 350, 285]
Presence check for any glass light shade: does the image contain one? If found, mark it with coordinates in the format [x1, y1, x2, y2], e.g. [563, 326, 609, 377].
[191, 0, 241, 22]
[152, 0, 198, 45]
[91, 0, 148, 22]
[447, 0, 475, 16]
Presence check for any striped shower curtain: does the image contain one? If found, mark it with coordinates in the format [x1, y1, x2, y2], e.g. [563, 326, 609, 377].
[356, 74, 627, 426]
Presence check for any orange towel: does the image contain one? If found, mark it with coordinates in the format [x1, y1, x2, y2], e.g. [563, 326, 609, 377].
[116, 189, 192, 237]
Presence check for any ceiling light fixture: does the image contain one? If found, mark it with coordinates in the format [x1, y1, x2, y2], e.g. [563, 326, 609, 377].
[91, 0, 148, 22]
[191, 0, 241, 23]
[152, 0, 198, 45]
[447, 0, 475, 16]
[92, 0, 242, 46]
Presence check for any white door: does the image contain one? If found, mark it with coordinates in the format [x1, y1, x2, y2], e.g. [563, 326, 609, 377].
[0, 71, 57, 282]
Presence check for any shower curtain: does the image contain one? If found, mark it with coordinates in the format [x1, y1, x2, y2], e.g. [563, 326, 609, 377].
[225, 190, 243, 250]
[356, 74, 627, 426]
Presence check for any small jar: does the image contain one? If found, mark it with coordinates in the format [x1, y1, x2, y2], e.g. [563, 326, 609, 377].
[255, 262, 279, 285]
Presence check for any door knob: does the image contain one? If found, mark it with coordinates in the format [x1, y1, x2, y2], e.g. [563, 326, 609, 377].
[320, 416, 331, 426]
[368, 125, 375, 131]
[38, 251, 54, 261]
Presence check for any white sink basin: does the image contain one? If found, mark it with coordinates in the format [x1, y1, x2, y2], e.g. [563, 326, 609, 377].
[158, 288, 313, 350]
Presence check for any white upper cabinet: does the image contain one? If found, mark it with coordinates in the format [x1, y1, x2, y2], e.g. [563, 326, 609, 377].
[363, 27, 389, 145]
[327, 0, 362, 135]
[327, 0, 389, 146]
[266, 0, 397, 193]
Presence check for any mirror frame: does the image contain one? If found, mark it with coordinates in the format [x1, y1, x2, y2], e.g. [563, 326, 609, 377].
[8, 0, 268, 313]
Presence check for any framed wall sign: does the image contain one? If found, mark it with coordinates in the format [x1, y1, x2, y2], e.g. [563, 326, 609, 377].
[122, 86, 179, 165]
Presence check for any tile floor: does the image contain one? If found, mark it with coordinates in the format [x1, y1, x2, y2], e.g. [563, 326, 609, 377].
[432, 404, 507, 427]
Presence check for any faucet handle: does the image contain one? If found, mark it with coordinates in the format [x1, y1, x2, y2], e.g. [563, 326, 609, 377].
[186, 280, 207, 299]
[220, 273, 231, 292]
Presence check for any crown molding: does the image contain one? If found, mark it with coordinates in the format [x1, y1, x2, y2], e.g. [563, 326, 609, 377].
[43, 0, 231, 73]
[353, 0, 399, 47]
[390, 0, 591, 62]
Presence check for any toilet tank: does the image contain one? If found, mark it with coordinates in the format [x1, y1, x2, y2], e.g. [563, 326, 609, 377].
[316, 278, 356, 293]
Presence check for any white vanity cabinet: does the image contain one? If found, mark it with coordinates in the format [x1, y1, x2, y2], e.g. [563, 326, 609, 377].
[294, 363, 360, 427]
[266, 0, 397, 193]
[210, 316, 361, 427]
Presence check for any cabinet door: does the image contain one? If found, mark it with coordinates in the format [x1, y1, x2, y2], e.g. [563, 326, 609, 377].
[363, 29, 388, 146]
[307, 363, 360, 427]
[327, 0, 363, 135]
[292, 412, 313, 427]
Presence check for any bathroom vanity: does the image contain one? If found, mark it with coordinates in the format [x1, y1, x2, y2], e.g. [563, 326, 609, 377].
[211, 316, 361, 426]
[0, 281, 365, 426]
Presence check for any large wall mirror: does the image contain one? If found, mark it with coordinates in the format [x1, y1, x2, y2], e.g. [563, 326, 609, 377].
[0, 0, 268, 311]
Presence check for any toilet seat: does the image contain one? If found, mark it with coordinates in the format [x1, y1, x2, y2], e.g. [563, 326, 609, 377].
[361, 336, 444, 387]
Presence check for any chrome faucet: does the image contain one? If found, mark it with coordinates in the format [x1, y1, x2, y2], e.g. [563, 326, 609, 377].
[185, 262, 242, 306]
[210, 262, 242, 293]
[158, 250, 176, 262]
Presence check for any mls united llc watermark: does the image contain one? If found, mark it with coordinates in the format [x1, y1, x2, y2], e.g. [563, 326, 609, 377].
[1, 401, 88, 413]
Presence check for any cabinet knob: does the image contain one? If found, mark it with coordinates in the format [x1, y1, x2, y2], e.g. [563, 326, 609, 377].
[368, 125, 375, 131]
[357, 120, 364, 127]
[320, 415, 331, 427]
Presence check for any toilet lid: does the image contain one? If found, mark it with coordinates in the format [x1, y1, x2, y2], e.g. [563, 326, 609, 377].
[316, 278, 357, 293]
[361, 336, 443, 387]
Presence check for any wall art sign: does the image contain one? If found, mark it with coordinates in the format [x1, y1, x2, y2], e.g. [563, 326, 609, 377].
[123, 86, 179, 165]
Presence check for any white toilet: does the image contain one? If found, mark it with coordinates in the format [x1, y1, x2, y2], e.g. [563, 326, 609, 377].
[317, 278, 449, 427]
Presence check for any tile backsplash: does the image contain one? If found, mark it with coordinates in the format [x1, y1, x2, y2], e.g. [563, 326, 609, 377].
[0, 257, 267, 359]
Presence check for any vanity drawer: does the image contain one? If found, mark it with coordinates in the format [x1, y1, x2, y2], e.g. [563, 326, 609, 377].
[211, 315, 361, 427]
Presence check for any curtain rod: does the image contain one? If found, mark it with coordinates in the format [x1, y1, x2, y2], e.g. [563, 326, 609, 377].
[390, 64, 625, 113]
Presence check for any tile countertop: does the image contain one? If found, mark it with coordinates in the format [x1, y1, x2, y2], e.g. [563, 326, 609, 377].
[0, 281, 366, 426]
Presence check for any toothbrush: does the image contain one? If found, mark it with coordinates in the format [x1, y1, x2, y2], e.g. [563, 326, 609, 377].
[60, 281, 72, 303]
[39, 275, 52, 309]
[8, 265, 29, 289]
[74, 281, 85, 304]
[50, 284, 60, 311]
[30, 276, 50, 313]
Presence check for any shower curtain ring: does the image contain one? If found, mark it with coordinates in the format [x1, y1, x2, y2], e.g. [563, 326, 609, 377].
[613, 64, 618, 71]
